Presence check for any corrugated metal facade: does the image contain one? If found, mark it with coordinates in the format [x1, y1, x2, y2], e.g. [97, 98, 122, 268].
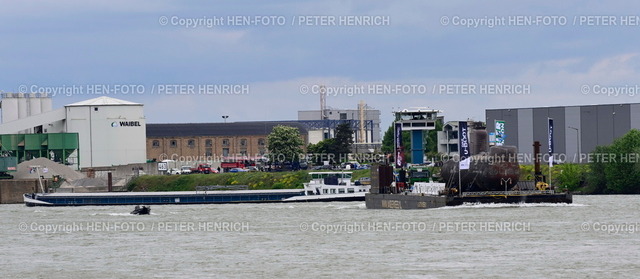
[486, 103, 640, 164]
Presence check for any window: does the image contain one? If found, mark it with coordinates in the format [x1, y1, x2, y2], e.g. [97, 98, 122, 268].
[450, 145, 458, 152]
[205, 139, 213, 147]
[187, 139, 196, 148]
[323, 189, 328, 194]
[205, 148, 212, 156]
[330, 189, 336, 194]
[258, 138, 265, 146]
[222, 139, 230, 146]
[340, 113, 347, 120]
[222, 148, 229, 157]
[338, 188, 345, 194]
[258, 148, 266, 155]
[240, 149, 247, 156]
[152, 140, 160, 147]
[240, 139, 247, 146]
[348, 188, 355, 193]
[170, 140, 177, 148]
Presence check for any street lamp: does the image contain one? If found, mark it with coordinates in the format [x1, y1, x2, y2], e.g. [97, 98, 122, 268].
[568, 126, 580, 163]
[222, 115, 229, 123]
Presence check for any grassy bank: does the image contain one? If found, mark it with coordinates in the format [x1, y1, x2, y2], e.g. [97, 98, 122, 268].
[127, 169, 371, 192]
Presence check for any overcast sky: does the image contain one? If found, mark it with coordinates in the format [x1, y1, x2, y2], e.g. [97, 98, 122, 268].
[2, 1, 640, 135]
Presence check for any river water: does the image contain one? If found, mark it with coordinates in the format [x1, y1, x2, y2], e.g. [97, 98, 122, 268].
[1, 195, 639, 278]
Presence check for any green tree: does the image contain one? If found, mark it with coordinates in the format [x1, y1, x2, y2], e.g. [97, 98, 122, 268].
[333, 123, 353, 161]
[381, 125, 394, 154]
[307, 139, 337, 164]
[555, 163, 584, 191]
[587, 145, 610, 193]
[602, 129, 640, 193]
[267, 125, 304, 163]
[586, 129, 640, 194]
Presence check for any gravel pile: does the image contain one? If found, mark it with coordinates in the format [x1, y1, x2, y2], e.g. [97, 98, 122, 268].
[13, 157, 85, 181]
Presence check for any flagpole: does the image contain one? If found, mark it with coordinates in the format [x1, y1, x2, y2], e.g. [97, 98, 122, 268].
[548, 118, 553, 190]
[458, 124, 461, 196]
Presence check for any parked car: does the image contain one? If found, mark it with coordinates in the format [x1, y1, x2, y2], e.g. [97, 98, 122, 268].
[246, 166, 260, 172]
[168, 168, 182, 175]
[228, 168, 248, 173]
[180, 166, 192, 174]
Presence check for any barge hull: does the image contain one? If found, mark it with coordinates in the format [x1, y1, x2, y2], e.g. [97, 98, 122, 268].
[365, 193, 448, 209]
[24, 190, 305, 207]
[365, 192, 572, 209]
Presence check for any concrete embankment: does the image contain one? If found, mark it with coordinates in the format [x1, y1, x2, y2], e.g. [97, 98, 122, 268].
[0, 179, 42, 204]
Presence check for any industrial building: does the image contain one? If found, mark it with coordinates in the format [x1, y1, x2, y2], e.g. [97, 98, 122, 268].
[0, 94, 147, 168]
[146, 122, 308, 163]
[0, 92, 378, 171]
[298, 101, 382, 154]
[486, 103, 640, 163]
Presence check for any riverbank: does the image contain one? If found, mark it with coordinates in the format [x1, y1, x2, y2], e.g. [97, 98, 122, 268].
[127, 169, 371, 192]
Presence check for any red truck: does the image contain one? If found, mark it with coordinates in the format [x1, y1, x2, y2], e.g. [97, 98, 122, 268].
[221, 162, 245, 169]
[191, 164, 214, 174]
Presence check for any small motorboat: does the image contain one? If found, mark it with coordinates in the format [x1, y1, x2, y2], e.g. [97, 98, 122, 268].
[130, 205, 150, 215]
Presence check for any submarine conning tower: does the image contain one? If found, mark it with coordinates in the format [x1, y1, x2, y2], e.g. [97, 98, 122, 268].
[440, 121, 520, 192]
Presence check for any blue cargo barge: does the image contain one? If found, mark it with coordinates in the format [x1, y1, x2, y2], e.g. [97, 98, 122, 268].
[23, 189, 305, 206]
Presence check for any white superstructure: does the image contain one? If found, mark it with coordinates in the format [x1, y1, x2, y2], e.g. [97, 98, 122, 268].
[303, 171, 370, 195]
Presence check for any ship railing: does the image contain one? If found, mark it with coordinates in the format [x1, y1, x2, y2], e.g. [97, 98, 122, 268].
[462, 190, 555, 197]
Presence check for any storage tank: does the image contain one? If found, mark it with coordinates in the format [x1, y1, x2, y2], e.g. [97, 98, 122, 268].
[17, 93, 28, 120]
[29, 94, 42, 116]
[40, 93, 53, 113]
[1, 94, 19, 123]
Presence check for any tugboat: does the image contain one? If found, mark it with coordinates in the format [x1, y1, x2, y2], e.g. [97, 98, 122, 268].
[130, 205, 150, 215]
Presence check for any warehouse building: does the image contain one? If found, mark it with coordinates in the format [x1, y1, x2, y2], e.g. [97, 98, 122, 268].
[146, 122, 308, 163]
[486, 103, 640, 163]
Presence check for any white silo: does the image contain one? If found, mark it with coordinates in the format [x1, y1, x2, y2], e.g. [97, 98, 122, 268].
[17, 93, 28, 120]
[40, 93, 52, 113]
[1, 93, 19, 123]
[29, 93, 42, 116]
